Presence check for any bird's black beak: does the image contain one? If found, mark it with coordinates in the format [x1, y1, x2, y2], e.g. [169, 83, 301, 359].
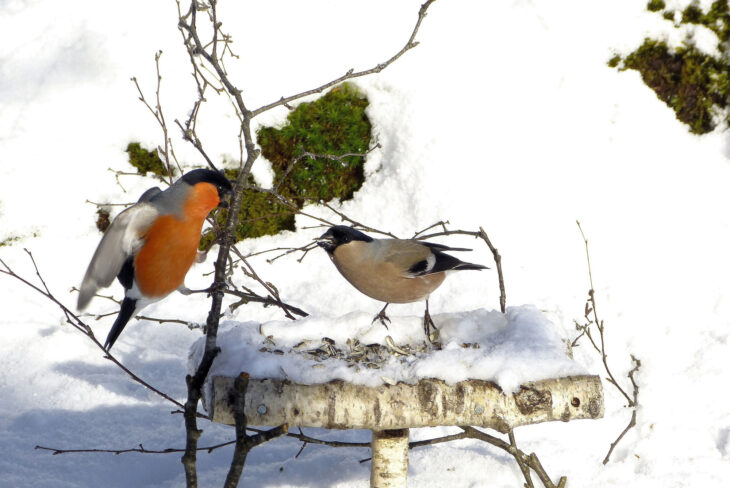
[218, 185, 233, 208]
[316, 231, 336, 252]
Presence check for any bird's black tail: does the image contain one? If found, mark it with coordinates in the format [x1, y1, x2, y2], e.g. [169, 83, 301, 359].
[104, 297, 137, 350]
[454, 262, 489, 271]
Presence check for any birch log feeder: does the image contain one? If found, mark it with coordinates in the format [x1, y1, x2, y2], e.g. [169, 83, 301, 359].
[191, 307, 606, 486]
[207, 374, 604, 487]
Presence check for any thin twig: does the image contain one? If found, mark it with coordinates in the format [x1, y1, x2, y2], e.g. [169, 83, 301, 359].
[510, 429, 534, 488]
[221, 288, 308, 318]
[359, 431, 471, 463]
[462, 427, 566, 488]
[136, 315, 204, 330]
[175, 1, 439, 484]
[250, 0, 438, 116]
[130, 52, 178, 184]
[34, 440, 236, 456]
[272, 145, 381, 194]
[415, 224, 506, 313]
[223, 372, 250, 487]
[603, 355, 641, 464]
[229, 246, 303, 320]
[0, 253, 191, 413]
[574, 220, 641, 464]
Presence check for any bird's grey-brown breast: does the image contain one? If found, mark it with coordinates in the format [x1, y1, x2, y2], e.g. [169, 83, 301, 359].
[331, 240, 446, 303]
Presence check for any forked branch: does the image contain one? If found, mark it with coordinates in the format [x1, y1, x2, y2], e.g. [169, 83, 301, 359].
[175, 1, 440, 486]
[573, 221, 641, 464]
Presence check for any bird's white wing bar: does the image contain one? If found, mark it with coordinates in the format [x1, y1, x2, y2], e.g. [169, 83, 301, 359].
[77, 203, 159, 310]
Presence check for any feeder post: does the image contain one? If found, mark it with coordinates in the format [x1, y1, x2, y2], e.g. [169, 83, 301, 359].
[371, 428, 410, 488]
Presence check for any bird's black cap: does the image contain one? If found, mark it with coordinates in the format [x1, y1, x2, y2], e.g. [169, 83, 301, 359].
[182, 169, 233, 196]
[317, 225, 373, 253]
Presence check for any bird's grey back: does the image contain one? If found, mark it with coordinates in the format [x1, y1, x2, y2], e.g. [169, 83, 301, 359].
[145, 178, 191, 219]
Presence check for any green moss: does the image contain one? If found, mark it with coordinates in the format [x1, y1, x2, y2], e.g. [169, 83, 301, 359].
[647, 0, 665, 13]
[199, 83, 372, 248]
[680, 1, 730, 42]
[619, 39, 729, 134]
[607, 54, 622, 68]
[198, 170, 296, 250]
[682, 3, 703, 23]
[0, 235, 21, 247]
[126, 142, 174, 178]
[612, 2, 730, 134]
[663, 10, 676, 22]
[257, 83, 371, 205]
[0, 232, 39, 247]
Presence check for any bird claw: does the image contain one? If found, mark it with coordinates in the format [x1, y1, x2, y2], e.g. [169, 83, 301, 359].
[371, 310, 391, 329]
[177, 286, 193, 296]
[423, 309, 440, 345]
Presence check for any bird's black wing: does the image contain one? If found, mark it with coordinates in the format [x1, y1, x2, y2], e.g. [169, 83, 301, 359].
[407, 251, 466, 277]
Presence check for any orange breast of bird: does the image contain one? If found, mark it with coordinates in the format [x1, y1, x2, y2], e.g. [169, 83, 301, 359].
[134, 182, 220, 298]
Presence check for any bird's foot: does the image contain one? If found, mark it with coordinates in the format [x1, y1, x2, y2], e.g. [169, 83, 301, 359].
[177, 285, 193, 296]
[195, 250, 208, 264]
[423, 309, 440, 346]
[371, 304, 391, 329]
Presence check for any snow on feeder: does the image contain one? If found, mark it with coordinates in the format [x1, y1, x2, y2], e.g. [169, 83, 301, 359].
[191, 306, 604, 487]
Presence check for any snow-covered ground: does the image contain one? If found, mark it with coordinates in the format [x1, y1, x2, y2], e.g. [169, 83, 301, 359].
[2, 0, 729, 486]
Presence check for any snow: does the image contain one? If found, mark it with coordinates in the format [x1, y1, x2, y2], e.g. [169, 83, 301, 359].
[190, 306, 586, 399]
[2, 0, 730, 487]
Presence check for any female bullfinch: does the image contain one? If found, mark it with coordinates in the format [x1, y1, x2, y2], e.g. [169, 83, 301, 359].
[317, 225, 488, 341]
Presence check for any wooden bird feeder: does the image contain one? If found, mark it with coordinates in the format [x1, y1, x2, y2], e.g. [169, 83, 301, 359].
[206, 373, 603, 487]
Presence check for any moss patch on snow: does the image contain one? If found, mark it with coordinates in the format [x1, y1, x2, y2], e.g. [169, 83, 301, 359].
[201, 83, 373, 248]
[612, 1, 730, 134]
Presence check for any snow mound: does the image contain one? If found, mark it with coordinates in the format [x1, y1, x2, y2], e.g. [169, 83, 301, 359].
[189, 304, 586, 406]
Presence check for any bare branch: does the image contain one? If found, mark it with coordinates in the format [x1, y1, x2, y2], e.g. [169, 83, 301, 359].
[462, 427, 566, 488]
[34, 440, 236, 456]
[574, 220, 641, 464]
[602, 355, 641, 465]
[221, 288, 308, 318]
[224, 373, 288, 488]
[229, 247, 301, 320]
[414, 224, 506, 313]
[182, 345, 220, 486]
[174, 1, 440, 484]
[510, 429, 534, 488]
[251, 0, 438, 116]
[35, 425, 372, 458]
[360, 431, 470, 463]
[130, 51, 179, 184]
[272, 144, 381, 194]
[0, 253, 193, 414]
[320, 202, 398, 238]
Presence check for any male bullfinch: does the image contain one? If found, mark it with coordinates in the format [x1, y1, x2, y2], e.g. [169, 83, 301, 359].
[316, 225, 488, 340]
[77, 169, 233, 350]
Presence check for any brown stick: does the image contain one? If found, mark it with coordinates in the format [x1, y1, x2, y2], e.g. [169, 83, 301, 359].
[575, 221, 641, 464]
[0, 253, 191, 414]
[462, 427, 566, 488]
[250, 0, 438, 117]
[174, 1, 439, 484]
[414, 224, 506, 313]
[223, 372, 250, 488]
